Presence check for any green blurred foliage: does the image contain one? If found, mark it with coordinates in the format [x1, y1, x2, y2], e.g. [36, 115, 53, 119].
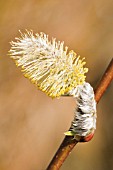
[0, 0, 113, 170]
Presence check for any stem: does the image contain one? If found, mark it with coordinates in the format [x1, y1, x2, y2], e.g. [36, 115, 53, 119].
[47, 136, 77, 170]
[94, 58, 113, 103]
[46, 58, 113, 170]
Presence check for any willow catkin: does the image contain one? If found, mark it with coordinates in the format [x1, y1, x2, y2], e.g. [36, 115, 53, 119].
[9, 30, 96, 140]
[9, 30, 88, 98]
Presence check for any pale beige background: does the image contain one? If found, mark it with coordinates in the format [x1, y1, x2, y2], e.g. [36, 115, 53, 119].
[0, 0, 113, 170]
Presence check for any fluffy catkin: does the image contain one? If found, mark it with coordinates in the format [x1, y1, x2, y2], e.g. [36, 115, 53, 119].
[9, 31, 96, 139]
[9, 30, 88, 98]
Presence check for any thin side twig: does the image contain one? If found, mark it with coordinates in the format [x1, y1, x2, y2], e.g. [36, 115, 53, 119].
[46, 58, 113, 170]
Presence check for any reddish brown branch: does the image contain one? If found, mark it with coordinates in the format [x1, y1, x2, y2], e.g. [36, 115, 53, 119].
[46, 136, 77, 170]
[94, 58, 113, 103]
[46, 58, 113, 170]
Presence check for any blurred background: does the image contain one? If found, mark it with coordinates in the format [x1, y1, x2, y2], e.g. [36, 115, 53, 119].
[0, 0, 113, 170]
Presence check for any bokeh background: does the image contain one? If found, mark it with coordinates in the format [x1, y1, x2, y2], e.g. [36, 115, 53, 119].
[0, 0, 113, 170]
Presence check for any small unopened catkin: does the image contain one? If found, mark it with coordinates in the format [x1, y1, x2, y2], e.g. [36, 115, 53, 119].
[65, 82, 96, 141]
